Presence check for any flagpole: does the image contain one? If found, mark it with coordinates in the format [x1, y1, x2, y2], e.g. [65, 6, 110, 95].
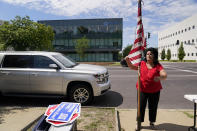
[136, 65, 141, 131]
[128, 0, 144, 129]
[136, 1, 142, 130]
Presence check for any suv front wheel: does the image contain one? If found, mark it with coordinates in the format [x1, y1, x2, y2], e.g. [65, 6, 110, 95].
[69, 85, 93, 105]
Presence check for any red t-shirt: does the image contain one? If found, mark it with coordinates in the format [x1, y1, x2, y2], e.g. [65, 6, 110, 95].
[136, 61, 163, 93]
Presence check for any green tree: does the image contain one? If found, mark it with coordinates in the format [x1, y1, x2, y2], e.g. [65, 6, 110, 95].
[178, 42, 185, 61]
[75, 36, 90, 58]
[0, 16, 54, 51]
[122, 44, 132, 58]
[0, 44, 4, 50]
[0, 34, 5, 50]
[166, 48, 171, 61]
[161, 49, 165, 60]
[118, 51, 122, 61]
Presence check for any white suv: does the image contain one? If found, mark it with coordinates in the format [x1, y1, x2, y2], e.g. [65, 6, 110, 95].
[0, 51, 110, 105]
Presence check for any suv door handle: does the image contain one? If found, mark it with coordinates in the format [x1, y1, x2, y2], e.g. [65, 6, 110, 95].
[31, 73, 38, 76]
[1, 71, 10, 75]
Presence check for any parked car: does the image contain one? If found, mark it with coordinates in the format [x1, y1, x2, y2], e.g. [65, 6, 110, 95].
[120, 59, 128, 67]
[0, 51, 110, 105]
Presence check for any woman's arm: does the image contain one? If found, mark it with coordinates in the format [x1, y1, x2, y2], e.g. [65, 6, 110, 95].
[154, 69, 167, 82]
[125, 56, 138, 70]
[159, 69, 167, 80]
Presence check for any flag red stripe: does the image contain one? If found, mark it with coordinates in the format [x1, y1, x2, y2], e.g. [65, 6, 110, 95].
[129, 54, 142, 61]
[129, 46, 142, 54]
[137, 20, 142, 25]
[137, 29, 143, 35]
[134, 37, 142, 44]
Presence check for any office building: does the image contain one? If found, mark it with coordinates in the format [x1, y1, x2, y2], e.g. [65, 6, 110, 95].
[158, 14, 197, 60]
[38, 18, 122, 62]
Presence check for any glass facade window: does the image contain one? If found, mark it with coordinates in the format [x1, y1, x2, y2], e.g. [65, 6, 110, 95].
[38, 18, 122, 62]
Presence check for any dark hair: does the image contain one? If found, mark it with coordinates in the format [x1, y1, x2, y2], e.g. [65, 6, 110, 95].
[144, 47, 159, 65]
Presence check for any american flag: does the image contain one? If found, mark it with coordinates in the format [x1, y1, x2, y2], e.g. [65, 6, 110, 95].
[128, 0, 146, 66]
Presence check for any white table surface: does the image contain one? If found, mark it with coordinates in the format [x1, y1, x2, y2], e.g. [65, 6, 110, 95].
[184, 94, 197, 103]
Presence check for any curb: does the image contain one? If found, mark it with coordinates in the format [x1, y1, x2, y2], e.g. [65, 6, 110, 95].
[21, 114, 43, 131]
[115, 108, 121, 131]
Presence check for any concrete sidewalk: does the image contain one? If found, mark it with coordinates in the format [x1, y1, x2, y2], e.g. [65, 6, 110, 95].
[0, 107, 46, 131]
[0, 107, 195, 131]
[118, 109, 195, 131]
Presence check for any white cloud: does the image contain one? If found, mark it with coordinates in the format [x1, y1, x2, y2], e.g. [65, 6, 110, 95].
[1, 0, 137, 17]
[1, 0, 197, 48]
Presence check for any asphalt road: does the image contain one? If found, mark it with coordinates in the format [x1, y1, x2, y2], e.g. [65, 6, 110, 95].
[95, 62, 197, 109]
[0, 62, 197, 110]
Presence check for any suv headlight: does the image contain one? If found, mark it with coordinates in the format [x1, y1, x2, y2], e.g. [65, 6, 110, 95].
[94, 73, 108, 84]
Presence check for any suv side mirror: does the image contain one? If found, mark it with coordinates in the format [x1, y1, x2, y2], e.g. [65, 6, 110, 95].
[49, 64, 59, 70]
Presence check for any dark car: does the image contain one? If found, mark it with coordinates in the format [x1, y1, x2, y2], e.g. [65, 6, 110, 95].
[120, 59, 128, 67]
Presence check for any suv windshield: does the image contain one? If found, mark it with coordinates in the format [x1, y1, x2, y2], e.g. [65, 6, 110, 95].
[53, 54, 78, 68]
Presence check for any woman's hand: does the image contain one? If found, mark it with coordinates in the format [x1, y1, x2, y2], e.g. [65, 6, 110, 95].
[124, 56, 130, 63]
[124, 56, 138, 70]
[160, 69, 167, 80]
[154, 69, 167, 82]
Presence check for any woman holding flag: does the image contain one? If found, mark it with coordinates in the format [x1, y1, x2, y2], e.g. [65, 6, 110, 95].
[125, 47, 167, 129]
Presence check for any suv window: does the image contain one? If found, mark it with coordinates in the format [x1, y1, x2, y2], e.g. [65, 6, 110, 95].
[2, 55, 33, 68]
[33, 55, 56, 69]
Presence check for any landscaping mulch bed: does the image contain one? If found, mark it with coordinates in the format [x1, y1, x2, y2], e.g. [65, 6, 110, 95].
[77, 107, 116, 131]
[27, 107, 116, 131]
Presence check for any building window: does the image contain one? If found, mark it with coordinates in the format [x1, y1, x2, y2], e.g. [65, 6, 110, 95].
[188, 53, 189, 56]
[185, 41, 186, 44]
[196, 53, 197, 56]
[185, 29, 187, 32]
[192, 39, 194, 43]
[188, 27, 191, 30]
[188, 40, 190, 44]
[181, 30, 183, 33]
[176, 32, 177, 35]
[173, 33, 174, 36]
[193, 25, 195, 29]
[192, 53, 193, 56]
[178, 31, 180, 34]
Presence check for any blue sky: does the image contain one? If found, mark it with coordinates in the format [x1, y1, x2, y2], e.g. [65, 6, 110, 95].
[0, 0, 197, 50]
